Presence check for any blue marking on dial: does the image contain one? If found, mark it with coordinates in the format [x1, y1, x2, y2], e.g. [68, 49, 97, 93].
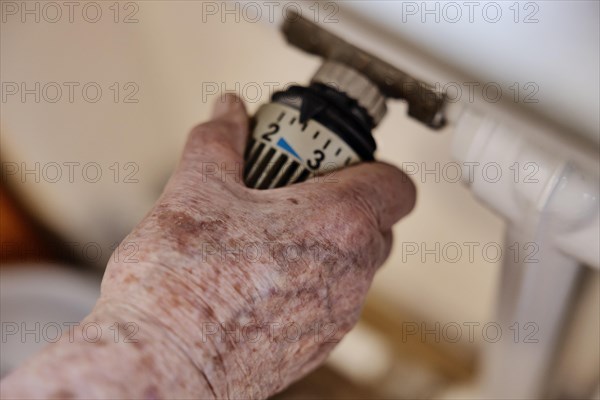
[276, 137, 302, 160]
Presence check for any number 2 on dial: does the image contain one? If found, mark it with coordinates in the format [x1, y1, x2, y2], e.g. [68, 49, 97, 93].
[261, 123, 279, 142]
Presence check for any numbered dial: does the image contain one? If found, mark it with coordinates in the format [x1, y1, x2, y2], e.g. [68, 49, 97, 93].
[243, 102, 361, 189]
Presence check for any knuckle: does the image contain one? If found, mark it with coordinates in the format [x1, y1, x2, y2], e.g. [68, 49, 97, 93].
[322, 207, 378, 258]
[301, 187, 380, 256]
[338, 184, 380, 230]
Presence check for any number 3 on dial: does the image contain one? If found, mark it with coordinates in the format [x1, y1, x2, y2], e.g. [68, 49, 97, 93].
[307, 149, 326, 170]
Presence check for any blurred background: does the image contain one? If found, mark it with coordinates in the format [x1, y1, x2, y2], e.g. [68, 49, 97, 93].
[1, 1, 598, 398]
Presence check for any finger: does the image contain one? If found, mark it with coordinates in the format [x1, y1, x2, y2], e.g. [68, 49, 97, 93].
[178, 94, 249, 182]
[327, 161, 416, 232]
[211, 92, 248, 139]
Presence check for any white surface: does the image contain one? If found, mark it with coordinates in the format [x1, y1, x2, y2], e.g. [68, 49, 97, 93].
[338, 0, 600, 144]
[0, 266, 100, 377]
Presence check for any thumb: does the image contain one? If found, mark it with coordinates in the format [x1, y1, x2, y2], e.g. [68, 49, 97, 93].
[211, 92, 247, 126]
[179, 93, 249, 179]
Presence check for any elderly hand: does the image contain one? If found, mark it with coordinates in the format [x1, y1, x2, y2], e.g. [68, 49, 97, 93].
[1, 94, 415, 400]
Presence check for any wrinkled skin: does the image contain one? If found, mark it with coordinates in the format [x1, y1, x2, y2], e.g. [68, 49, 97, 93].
[0, 94, 416, 399]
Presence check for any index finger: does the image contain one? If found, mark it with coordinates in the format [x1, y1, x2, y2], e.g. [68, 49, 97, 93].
[321, 161, 417, 232]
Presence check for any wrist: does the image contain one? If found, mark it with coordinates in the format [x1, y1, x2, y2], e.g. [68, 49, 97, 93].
[0, 300, 217, 400]
[101, 256, 285, 398]
[89, 299, 219, 399]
